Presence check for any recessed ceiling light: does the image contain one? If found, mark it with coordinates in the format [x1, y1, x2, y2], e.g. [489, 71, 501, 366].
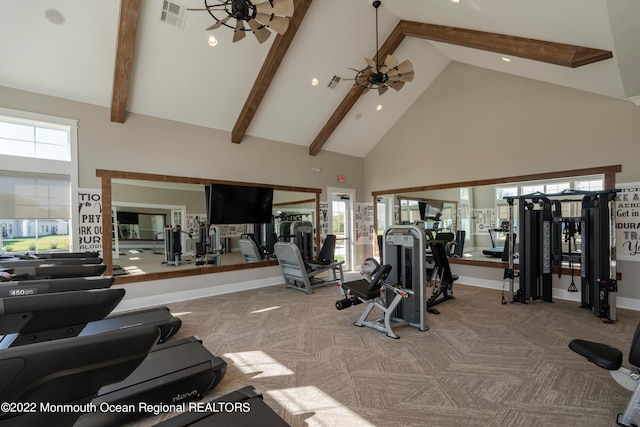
[208, 35, 218, 47]
[376, 105, 383, 111]
[45, 9, 65, 25]
[451, 0, 460, 3]
[502, 57, 511, 62]
[311, 78, 319, 86]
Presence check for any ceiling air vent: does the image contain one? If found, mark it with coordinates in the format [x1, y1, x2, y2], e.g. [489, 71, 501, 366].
[327, 75, 342, 90]
[160, 1, 186, 30]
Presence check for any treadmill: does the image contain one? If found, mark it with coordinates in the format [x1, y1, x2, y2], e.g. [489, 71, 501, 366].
[155, 386, 291, 427]
[0, 263, 108, 280]
[0, 325, 161, 427]
[0, 289, 227, 426]
[0, 279, 181, 346]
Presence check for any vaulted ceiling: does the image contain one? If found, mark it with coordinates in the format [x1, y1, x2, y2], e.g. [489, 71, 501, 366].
[1, 0, 638, 158]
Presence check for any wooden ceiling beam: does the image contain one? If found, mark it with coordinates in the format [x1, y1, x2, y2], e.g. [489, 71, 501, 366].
[308, 22, 406, 156]
[111, 0, 140, 124]
[232, 0, 313, 144]
[400, 21, 613, 68]
[308, 20, 613, 156]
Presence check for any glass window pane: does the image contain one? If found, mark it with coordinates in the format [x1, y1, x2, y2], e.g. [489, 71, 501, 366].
[35, 142, 69, 161]
[0, 122, 34, 141]
[35, 127, 67, 146]
[0, 139, 35, 157]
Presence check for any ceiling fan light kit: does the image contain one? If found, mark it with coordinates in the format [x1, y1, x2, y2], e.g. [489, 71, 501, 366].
[353, 0, 414, 95]
[189, 0, 294, 44]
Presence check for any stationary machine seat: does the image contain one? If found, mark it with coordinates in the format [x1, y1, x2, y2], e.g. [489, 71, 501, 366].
[341, 278, 384, 300]
[307, 234, 336, 266]
[569, 321, 640, 426]
[569, 339, 622, 371]
[337, 261, 414, 339]
[274, 242, 344, 294]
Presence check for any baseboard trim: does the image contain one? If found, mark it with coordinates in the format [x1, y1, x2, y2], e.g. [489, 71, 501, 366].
[114, 276, 283, 312]
[457, 276, 640, 311]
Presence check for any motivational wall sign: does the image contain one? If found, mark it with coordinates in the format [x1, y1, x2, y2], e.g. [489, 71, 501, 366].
[615, 182, 640, 261]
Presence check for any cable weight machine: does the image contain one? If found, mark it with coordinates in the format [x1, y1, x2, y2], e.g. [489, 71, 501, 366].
[504, 189, 618, 322]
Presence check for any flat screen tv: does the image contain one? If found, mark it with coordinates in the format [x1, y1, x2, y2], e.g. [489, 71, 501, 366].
[206, 183, 274, 224]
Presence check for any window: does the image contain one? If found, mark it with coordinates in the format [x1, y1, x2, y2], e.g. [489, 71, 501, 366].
[0, 108, 78, 254]
[545, 182, 570, 193]
[496, 186, 518, 199]
[521, 184, 545, 194]
[575, 179, 603, 191]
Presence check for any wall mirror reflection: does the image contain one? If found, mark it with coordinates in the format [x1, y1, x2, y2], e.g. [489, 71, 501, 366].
[373, 166, 619, 267]
[99, 171, 320, 283]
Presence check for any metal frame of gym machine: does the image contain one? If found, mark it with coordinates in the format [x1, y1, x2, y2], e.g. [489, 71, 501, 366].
[504, 189, 618, 322]
[382, 225, 429, 332]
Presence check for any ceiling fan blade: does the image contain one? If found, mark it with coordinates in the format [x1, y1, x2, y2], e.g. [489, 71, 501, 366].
[377, 84, 388, 96]
[254, 0, 294, 17]
[388, 70, 415, 82]
[233, 19, 246, 42]
[247, 18, 271, 44]
[364, 57, 377, 72]
[388, 59, 414, 78]
[206, 15, 231, 30]
[255, 13, 289, 34]
[384, 54, 399, 69]
[390, 80, 405, 91]
[379, 65, 389, 74]
[187, 6, 227, 11]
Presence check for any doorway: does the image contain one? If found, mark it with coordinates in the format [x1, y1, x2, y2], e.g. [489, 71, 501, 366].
[328, 187, 355, 271]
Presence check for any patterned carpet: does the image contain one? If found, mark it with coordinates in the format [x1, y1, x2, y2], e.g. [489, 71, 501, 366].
[128, 281, 640, 427]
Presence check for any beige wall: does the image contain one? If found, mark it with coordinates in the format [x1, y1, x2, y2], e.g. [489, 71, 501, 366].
[364, 62, 640, 195]
[0, 85, 365, 200]
[364, 61, 640, 301]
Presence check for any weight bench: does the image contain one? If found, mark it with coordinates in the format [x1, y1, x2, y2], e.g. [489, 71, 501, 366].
[336, 261, 412, 339]
[569, 321, 640, 427]
[274, 242, 344, 294]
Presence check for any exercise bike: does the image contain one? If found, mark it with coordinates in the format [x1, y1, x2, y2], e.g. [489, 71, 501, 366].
[569, 321, 640, 427]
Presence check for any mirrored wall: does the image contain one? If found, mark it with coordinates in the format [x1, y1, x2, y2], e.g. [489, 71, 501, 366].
[97, 170, 320, 284]
[372, 165, 620, 265]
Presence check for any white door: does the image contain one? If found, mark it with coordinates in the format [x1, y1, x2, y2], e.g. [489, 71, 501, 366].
[328, 187, 355, 271]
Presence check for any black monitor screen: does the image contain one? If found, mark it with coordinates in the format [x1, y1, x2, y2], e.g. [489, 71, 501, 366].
[207, 184, 274, 224]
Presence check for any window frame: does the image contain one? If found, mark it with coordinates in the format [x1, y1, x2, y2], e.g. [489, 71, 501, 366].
[0, 107, 79, 252]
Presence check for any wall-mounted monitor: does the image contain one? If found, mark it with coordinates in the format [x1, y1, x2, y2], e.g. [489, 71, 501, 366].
[206, 184, 274, 224]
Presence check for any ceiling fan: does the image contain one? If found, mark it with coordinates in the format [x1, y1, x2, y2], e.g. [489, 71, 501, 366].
[188, 0, 294, 44]
[351, 0, 414, 95]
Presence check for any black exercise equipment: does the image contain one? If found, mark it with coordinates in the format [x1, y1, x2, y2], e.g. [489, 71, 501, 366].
[0, 263, 107, 280]
[0, 288, 126, 348]
[569, 321, 640, 426]
[505, 190, 618, 322]
[155, 385, 291, 427]
[426, 240, 457, 314]
[0, 288, 227, 426]
[0, 257, 103, 268]
[0, 276, 114, 297]
[75, 336, 227, 427]
[1, 250, 100, 260]
[0, 275, 181, 344]
[307, 234, 336, 266]
[482, 222, 510, 258]
[0, 326, 161, 427]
